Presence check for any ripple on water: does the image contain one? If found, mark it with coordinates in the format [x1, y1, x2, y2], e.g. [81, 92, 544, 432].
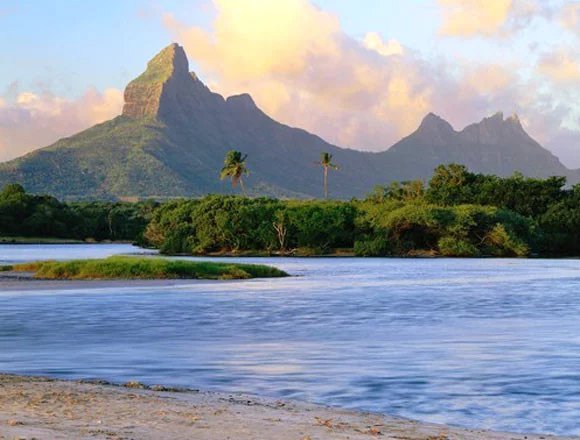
[1, 245, 580, 435]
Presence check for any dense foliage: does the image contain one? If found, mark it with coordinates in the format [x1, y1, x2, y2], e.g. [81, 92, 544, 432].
[0, 184, 156, 241]
[144, 196, 356, 255]
[143, 164, 580, 257]
[4, 163, 580, 257]
[142, 197, 532, 258]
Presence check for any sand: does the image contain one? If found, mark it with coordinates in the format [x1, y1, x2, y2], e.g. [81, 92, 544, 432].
[0, 374, 576, 440]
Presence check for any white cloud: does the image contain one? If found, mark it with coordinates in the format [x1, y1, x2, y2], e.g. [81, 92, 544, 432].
[561, 2, 580, 36]
[538, 48, 580, 84]
[363, 33, 404, 57]
[437, 0, 550, 37]
[0, 87, 123, 162]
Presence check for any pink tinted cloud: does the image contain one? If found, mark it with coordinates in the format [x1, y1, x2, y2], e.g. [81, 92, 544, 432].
[163, 0, 580, 166]
[0, 87, 123, 162]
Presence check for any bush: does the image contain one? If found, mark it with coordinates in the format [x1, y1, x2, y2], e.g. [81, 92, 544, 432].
[356, 201, 536, 257]
[438, 236, 479, 257]
[354, 238, 391, 257]
[145, 196, 358, 255]
[483, 224, 529, 257]
[284, 201, 357, 252]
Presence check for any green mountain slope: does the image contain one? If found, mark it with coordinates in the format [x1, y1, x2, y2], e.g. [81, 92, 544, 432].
[0, 43, 577, 199]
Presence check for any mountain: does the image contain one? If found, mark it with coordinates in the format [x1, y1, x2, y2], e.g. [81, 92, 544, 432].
[0, 43, 577, 200]
[386, 112, 576, 182]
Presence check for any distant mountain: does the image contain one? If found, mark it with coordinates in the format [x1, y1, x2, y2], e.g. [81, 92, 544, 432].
[0, 43, 577, 200]
[386, 112, 576, 182]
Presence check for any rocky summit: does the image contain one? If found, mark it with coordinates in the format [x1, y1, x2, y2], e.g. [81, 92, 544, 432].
[0, 43, 577, 200]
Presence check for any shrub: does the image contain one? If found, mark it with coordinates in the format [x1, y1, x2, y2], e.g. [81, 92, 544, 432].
[438, 236, 479, 257]
[484, 224, 529, 257]
[354, 238, 391, 257]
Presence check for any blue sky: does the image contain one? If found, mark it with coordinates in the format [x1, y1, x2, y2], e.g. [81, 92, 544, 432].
[1, 0, 579, 165]
[1, 0, 440, 95]
[0, 1, 537, 93]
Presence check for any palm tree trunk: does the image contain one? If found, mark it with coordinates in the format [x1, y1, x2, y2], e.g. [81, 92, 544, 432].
[239, 178, 247, 196]
[323, 166, 328, 199]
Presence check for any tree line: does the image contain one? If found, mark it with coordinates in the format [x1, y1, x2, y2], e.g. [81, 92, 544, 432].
[2, 163, 580, 257]
[0, 183, 157, 242]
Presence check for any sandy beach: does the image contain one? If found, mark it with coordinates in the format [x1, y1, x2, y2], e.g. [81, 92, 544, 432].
[0, 374, 576, 440]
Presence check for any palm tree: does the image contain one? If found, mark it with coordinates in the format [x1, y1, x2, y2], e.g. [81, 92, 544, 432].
[317, 152, 338, 199]
[220, 150, 249, 195]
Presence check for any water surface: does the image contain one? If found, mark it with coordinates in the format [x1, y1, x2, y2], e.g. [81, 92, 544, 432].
[1, 244, 579, 435]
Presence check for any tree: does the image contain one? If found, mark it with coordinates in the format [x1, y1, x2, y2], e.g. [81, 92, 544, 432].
[272, 211, 288, 253]
[220, 150, 249, 195]
[317, 152, 339, 199]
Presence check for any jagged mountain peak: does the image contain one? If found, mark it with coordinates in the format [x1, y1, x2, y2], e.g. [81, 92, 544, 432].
[1, 44, 577, 200]
[461, 111, 528, 145]
[418, 113, 454, 130]
[478, 111, 522, 129]
[122, 43, 197, 119]
[506, 113, 523, 129]
[226, 93, 258, 110]
[410, 113, 456, 145]
[142, 43, 189, 80]
[123, 44, 269, 125]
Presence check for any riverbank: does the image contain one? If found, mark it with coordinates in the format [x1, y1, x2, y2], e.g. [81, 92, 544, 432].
[0, 374, 575, 440]
[0, 237, 117, 245]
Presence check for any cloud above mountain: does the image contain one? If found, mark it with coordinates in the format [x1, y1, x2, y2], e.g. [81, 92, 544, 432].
[0, 86, 122, 161]
[163, 0, 579, 165]
[538, 48, 580, 84]
[164, 1, 439, 148]
[436, 0, 554, 37]
[0, 0, 578, 167]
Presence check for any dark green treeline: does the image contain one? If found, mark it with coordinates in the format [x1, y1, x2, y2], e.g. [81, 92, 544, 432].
[2, 164, 580, 257]
[0, 183, 156, 242]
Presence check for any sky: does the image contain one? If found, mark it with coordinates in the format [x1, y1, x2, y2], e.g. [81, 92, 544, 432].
[1, 0, 579, 166]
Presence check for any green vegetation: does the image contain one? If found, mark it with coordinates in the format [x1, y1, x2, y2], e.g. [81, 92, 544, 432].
[0, 115, 203, 200]
[142, 164, 579, 257]
[144, 196, 356, 256]
[0, 183, 156, 242]
[220, 150, 249, 194]
[355, 202, 532, 257]
[9, 256, 287, 280]
[2, 44, 577, 202]
[129, 43, 178, 86]
[4, 163, 580, 258]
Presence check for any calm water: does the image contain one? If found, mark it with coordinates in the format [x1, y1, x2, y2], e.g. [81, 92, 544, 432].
[1, 244, 579, 435]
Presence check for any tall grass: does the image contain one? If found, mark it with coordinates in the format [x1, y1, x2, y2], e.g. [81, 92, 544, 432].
[11, 256, 288, 280]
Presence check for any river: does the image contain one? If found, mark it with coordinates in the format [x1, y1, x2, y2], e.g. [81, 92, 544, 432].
[0, 244, 579, 435]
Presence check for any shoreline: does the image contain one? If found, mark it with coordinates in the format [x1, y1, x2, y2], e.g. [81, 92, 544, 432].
[0, 275, 220, 292]
[2, 241, 577, 259]
[0, 238, 134, 245]
[0, 374, 576, 440]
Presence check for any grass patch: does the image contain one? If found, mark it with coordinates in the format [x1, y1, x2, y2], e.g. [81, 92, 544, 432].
[11, 256, 288, 280]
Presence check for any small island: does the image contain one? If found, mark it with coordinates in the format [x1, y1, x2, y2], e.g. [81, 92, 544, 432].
[1, 256, 288, 280]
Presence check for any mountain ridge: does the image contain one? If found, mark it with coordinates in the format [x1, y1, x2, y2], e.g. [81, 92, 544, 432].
[0, 43, 577, 200]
